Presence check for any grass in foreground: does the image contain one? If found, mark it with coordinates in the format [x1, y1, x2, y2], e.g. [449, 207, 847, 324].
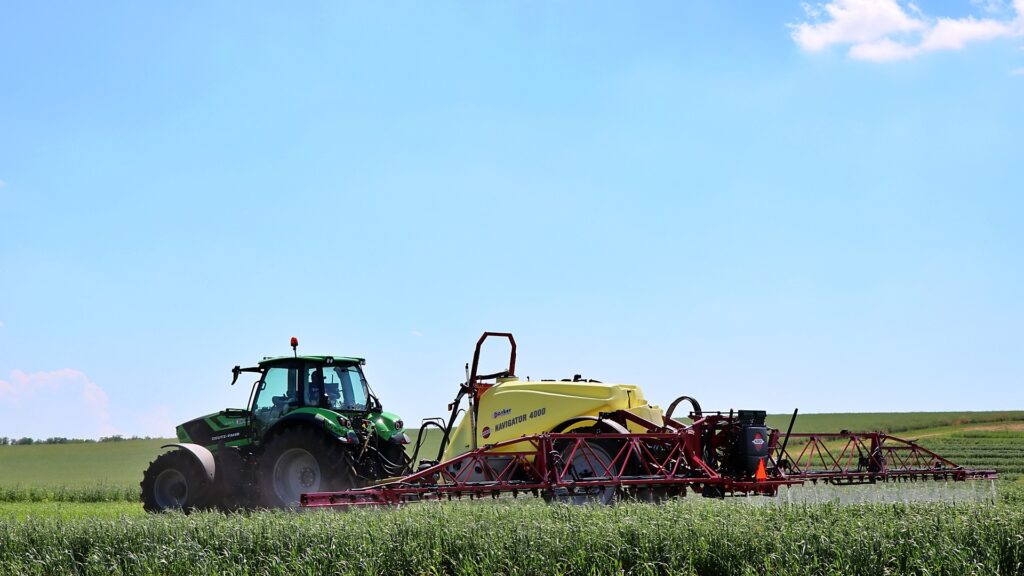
[0, 501, 143, 521]
[1, 498, 1022, 576]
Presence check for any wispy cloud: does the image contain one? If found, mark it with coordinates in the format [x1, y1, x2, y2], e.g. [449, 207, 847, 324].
[0, 179, 6, 189]
[0, 369, 67, 401]
[1012, 67, 1024, 74]
[972, 0, 1011, 16]
[0, 369, 120, 438]
[791, 0, 1024, 61]
[0, 320, 5, 329]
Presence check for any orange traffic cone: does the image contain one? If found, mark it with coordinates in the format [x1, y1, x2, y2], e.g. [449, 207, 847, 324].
[755, 458, 768, 481]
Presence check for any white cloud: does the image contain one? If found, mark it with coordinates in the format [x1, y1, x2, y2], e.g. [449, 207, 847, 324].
[0, 179, 6, 189]
[0, 320, 5, 329]
[791, 0, 1024, 61]
[411, 330, 424, 337]
[791, 0, 925, 53]
[850, 37, 922, 60]
[921, 17, 1011, 51]
[1012, 67, 1024, 74]
[0, 369, 120, 438]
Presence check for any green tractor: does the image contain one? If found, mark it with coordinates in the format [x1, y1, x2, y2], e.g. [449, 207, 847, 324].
[141, 338, 410, 511]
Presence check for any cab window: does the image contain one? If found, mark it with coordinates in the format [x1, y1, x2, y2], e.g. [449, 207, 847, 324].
[318, 365, 369, 410]
[252, 367, 298, 432]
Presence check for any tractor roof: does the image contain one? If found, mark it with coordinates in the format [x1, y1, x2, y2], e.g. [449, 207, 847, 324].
[258, 355, 365, 367]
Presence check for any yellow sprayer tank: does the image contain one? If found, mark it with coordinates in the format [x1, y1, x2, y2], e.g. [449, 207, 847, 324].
[441, 377, 663, 462]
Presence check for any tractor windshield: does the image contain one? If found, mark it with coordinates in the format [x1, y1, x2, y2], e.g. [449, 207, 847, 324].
[305, 365, 369, 411]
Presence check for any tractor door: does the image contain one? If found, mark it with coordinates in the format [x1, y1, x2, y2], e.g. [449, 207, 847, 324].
[250, 365, 299, 438]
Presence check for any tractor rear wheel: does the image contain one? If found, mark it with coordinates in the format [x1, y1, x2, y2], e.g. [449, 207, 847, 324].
[140, 450, 212, 513]
[258, 427, 355, 507]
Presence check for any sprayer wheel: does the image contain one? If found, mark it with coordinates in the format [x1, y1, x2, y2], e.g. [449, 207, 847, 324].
[545, 434, 617, 506]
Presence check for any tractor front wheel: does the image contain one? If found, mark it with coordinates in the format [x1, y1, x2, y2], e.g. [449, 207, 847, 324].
[140, 450, 212, 513]
[258, 427, 355, 507]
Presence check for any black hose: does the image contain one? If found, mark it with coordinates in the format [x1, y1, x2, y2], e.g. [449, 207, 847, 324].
[665, 395, 703, 421]
[349, 446, 408, 481]
[778, 408, 799, 463]
[365, 445, 412, 476]
[437, 387, 469, 461]
[410, 420, 448, 465]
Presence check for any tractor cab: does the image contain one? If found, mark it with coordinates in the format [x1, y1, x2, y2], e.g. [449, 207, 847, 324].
[244, 355, 375, 438]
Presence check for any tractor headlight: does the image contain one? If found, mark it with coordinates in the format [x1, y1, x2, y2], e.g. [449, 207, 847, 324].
[396, 420, 404, 430]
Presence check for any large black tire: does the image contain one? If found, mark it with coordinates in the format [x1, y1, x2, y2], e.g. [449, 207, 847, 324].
[258, 427, 356, 508]
[208, 446, 255, 513]
[140, 450, 212, 513]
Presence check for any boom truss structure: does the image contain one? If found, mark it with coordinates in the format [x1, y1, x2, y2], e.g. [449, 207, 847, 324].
[301, 410, 996, 508]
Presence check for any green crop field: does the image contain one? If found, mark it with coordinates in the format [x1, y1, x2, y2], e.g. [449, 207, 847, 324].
[760, 410, 1024, 435]
[1, 495, 1023, 575]
[1, 412, 1022, 575]
[0, 438, 168, 502]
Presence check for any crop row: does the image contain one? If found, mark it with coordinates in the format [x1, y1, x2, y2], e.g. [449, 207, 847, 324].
[932, 448, 1024, 456]
[2, 498, 1023, 576]
[0, 484, 138, 503]
[921, 433, 1024, 480]
[763, 412, 1024, 435]
[925, 438, 1019, 448]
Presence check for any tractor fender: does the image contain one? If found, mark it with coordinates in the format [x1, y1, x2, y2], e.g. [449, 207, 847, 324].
[160, 443, 216, 482]
[550, 416, 630, 435]
[264, 412, 342, 443]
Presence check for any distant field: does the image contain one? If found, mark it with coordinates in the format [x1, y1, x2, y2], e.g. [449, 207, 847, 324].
[2, 411, 1021, 503]
[0, 438, 169, 501]
[759, 410, 1024, 435]
[924, 431, 1024, 481]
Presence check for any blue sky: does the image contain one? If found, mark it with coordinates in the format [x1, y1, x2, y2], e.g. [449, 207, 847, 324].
[1, 1, 1022, 439]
